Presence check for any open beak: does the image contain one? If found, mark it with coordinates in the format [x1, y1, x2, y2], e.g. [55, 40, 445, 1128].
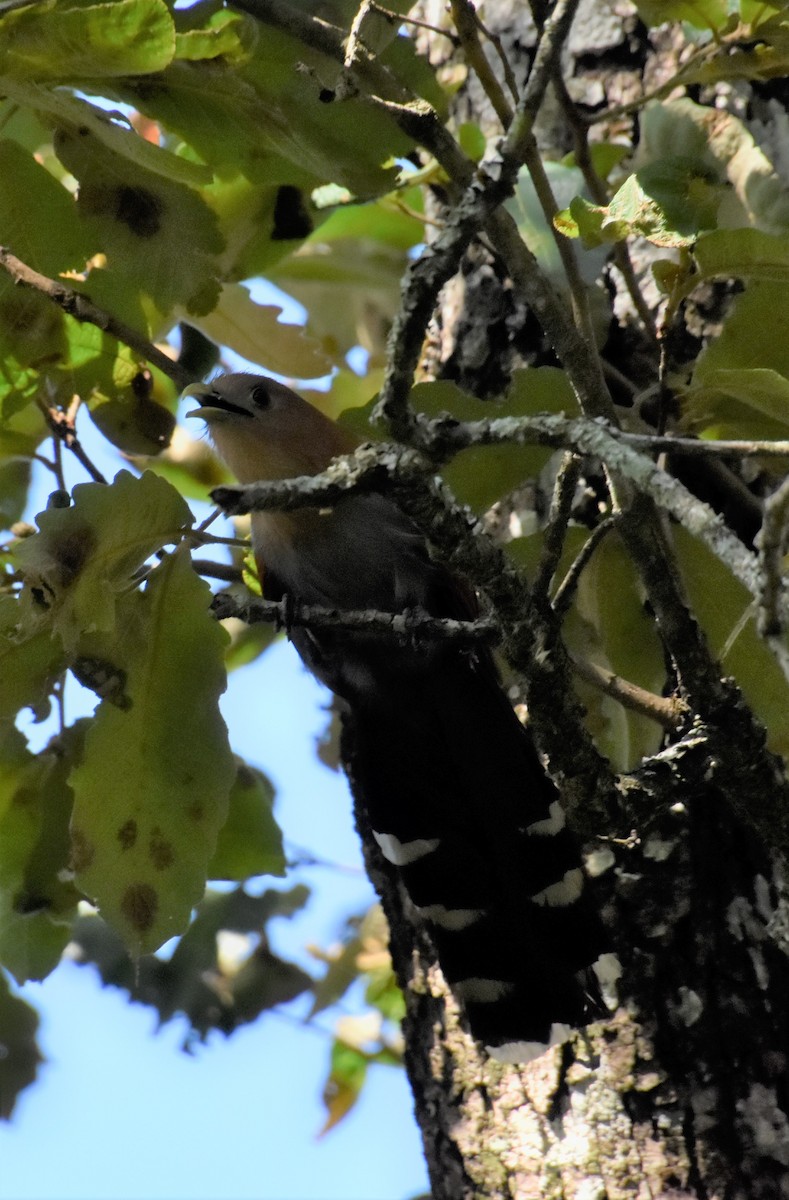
[181, 382, 216, 421]
[181, 383, 253, 421]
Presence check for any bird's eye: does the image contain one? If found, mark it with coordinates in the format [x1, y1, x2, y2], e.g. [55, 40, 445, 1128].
[250, 384, 271, 409]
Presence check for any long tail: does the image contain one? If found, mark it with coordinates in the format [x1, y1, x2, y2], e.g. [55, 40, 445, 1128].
[347, 651, 606, 1060]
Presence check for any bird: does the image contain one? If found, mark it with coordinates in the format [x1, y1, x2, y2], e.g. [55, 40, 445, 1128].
[185, 372, 607, 1062]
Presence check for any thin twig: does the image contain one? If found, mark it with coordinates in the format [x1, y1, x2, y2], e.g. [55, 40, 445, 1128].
[34, 398, 108, 485]
[552, 517, 617, 617]
[189, 530, 250, 549]
[521, 136, 599, 342]
[192, 560, 244, 584]
[370, 3, 459, 45]
[450, 0, 514, 128]
[0, 246, 193, 392]
[472, 8, 520, 105]
[51, 427, 67, 492]
[533, 453, 583, 601]
[570, 655, 683, 731]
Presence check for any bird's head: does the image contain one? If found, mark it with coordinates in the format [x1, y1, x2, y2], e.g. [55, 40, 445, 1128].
[183, 373, 359, 483]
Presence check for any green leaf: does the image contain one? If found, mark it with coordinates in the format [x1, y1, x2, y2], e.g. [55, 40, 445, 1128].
[508, 162, 609, 289]
[69, 548, 235, 954]
[108, 59, 304, 188]
[0, 724, 83, 982]
[222, 617, 278, 673]
[0, 970, 42, 1120]
[209, 760, 285, 882]
[0, 596, 66, 723]
[0, 377, 47, 459]
[270, 236, 407, 364]
[560, 532, 666, 770]
[562, 143, 629, 180]
[207, 178, 316, 281]
[2, 78, 210, 187]
[115, 19, 416, 197]
[558, 165, 721, 249]
[235, 26, 409, 197]
[320, 1040, 368, 1136]
[309, 932, 365, 1020]
[672, 526, 789, 757]
[411, 369, 579, 512]
[17, 471, 191, 652]
[631, 0, 731, 30]
[635, 99, 789, 236]
[694, 229, 789, 282]
[0, 139, 88, 278]
[53, 124, 221, 324]
[683, 368, 789, 440]
[0, 139, 88, 384]
[365, 966, 405, 1024]
[687, 282, 789, 438]
[186, 285, 331, 379]
[0, 0, 175, 80]
[0, 458, 31, 530]
[305, 188, 423, 252]
[174, 7, 248, 62]
[458, 123, 487, 163]
[69, 885, 312, 1038]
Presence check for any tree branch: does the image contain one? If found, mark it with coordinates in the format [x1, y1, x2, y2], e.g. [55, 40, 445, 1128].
[211, 416, 770, 632]
[570, 655, 685, 731]
[0, 246, 193, 392]
[210, 591, 498, 644]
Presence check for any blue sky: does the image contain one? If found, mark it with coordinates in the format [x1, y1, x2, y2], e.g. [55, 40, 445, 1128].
[2, 634, 429, 1200]
[1, 352, 429, 1199]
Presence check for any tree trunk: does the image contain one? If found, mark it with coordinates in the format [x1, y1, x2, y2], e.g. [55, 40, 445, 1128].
[345, 3, 789, 1196]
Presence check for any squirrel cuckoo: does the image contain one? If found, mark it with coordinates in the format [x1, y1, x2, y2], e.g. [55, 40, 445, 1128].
[186, 373, 606, 1061]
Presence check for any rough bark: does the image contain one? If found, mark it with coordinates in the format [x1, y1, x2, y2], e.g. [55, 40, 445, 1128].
[337, 3, 789, 1197]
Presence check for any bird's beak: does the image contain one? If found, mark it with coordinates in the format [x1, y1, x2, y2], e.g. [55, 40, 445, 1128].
[181, 382, 228, 422]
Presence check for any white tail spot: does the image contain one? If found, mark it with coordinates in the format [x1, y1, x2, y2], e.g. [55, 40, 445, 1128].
[526, 800, 566, 837]
[416, 904, 484, 931]
[454, 977, 514, 1004]
[372, 830, 440, 866]
[531, 867, 584, 907]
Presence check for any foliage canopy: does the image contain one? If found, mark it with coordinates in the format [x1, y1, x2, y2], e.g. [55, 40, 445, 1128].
[4, 0, 789, 1145]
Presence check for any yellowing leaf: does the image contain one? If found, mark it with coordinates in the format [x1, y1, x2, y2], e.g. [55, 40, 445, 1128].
[0, 0, 175, 80]
[69, 548, 235, 954]
[631, 0, 730, 30]
[174, 8, 247, 62]
[320, 1041, 368, 1136]
[17, 471, 191, 651]
[559, 166, 721, 250]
